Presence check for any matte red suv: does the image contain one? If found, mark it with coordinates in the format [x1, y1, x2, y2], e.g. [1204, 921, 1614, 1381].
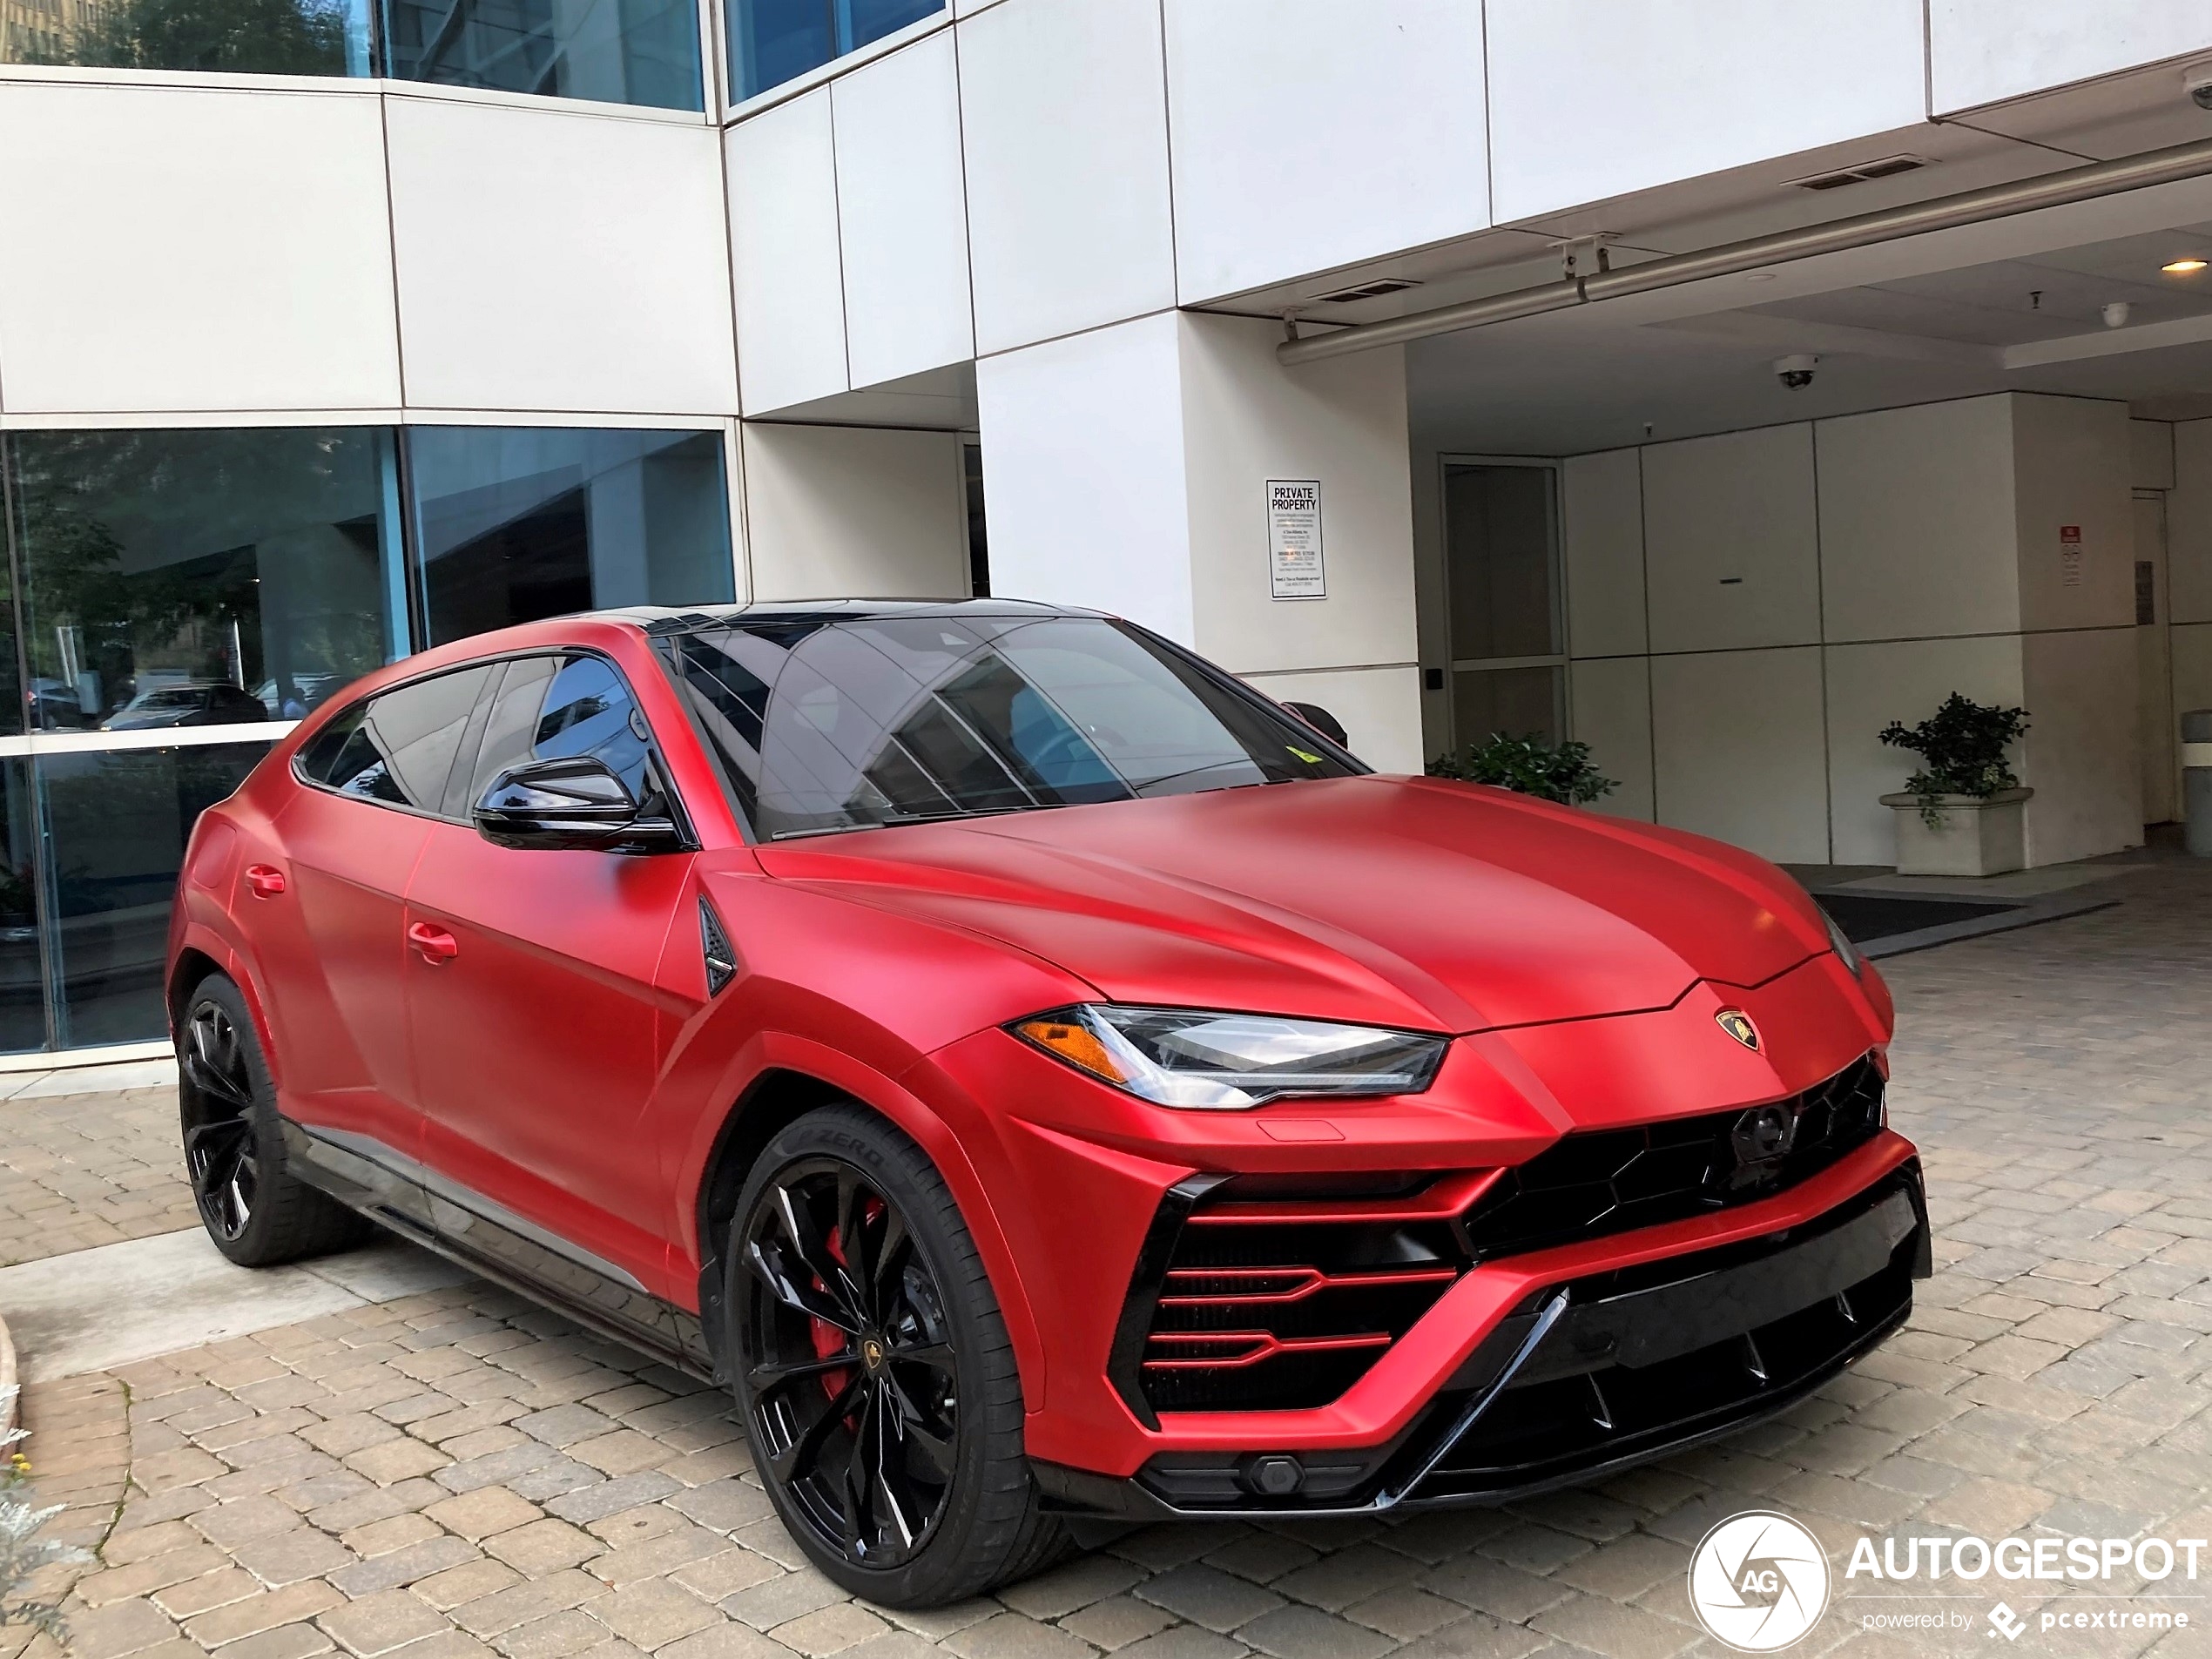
[167, 600, 1927, 1607]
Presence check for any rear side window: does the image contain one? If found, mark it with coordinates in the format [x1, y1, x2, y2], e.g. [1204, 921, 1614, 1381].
[296, 666, 494, 814]
[459, 654, 672, 819]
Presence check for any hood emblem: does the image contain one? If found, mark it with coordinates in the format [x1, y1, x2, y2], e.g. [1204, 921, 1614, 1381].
[1716, 1008, 1761, 1052]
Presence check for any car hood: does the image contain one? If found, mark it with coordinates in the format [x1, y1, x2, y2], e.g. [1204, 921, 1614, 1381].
[752, 775, 1826, 1034]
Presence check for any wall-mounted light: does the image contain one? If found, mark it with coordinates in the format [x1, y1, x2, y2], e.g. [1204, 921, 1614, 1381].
[2162, 257, 2209, 274]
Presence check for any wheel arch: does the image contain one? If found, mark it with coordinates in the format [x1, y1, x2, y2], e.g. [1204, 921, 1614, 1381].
[686, 1046, 1046, 1411]
[166, 927, 284, 1091]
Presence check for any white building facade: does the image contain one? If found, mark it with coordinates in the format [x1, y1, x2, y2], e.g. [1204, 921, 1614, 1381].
[7, 0, 2212, 1059]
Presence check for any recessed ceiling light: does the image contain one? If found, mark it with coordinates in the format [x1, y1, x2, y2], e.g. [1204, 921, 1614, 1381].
[2162, 257, 2209, 274]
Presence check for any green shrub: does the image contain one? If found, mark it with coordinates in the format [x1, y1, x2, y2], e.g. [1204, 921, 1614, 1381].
[1878, 692, 2030, 826]
[1426, 732, 1615, 806]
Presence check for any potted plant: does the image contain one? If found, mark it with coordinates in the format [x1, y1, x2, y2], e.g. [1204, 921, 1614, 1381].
[1428, 732, 1615, 806]
[1877, 693, 2032, 876]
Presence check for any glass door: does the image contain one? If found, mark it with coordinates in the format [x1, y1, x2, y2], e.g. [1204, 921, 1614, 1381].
[1440, 459, 1565, 751]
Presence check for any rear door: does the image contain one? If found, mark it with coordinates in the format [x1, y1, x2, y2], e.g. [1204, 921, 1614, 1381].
[264, 664, 494, 1224]
[403, 652, 694, 1305]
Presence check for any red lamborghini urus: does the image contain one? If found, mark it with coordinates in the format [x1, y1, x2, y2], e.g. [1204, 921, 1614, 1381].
[167, 600, 1928, 1607]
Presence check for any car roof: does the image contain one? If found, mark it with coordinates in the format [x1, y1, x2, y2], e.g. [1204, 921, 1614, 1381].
[594, 597, 1106, 633]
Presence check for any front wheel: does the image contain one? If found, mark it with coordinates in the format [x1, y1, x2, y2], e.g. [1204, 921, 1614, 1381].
[727, 1104, 1064, 1607]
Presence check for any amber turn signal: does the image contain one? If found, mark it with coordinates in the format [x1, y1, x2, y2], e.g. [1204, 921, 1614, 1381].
[1014, 1017, 1130, 1085]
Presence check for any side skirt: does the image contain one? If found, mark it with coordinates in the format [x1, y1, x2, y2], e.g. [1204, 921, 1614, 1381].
[281, 1121, 717, 1383]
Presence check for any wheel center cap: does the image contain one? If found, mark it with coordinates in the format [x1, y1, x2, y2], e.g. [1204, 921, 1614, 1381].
[860, 1334, 887, 1373]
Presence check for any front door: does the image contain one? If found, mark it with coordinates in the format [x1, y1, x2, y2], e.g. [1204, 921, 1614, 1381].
[403, 653, 693, 1306]
[2135, 491, 2175, 827]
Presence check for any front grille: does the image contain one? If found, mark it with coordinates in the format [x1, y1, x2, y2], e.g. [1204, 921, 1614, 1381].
[1458, 1056, 1885, 1260]
[1112, 1055, 1885, 1417]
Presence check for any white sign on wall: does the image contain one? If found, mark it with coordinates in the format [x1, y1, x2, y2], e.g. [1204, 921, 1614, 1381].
[2060, 524, 2082, 587]
[1267, 479, 1326, 600]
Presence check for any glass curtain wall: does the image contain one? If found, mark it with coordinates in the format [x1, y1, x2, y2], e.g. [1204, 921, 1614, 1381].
[728, 0, 941, 101]
[1, 0, 698, 108]
[0, 421, 733, 1055]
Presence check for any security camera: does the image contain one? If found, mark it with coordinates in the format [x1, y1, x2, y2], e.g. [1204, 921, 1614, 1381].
[1774, 354, 1818, 389]
[2188, 61, 2212, 112]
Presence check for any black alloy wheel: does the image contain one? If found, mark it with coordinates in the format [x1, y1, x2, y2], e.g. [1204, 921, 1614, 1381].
[175, 974, 371, 1268]
[729, 1105, 1062, 1606]
[740, 1157, 960, 1569]
[181, 998, 260, 1243]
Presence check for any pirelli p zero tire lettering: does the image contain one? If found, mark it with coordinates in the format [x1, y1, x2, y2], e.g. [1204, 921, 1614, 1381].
[177, 974, 373, 1268]
[727, 1103, 1064, 1607]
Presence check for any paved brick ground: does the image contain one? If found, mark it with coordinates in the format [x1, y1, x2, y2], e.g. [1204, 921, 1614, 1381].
[0, 1088, 197, 1266]
[8, 854, 2212, 1658]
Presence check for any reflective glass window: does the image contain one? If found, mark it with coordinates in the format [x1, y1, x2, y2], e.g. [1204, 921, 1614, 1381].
[382, 0, 702, 111]
[462, 654, 670, 817]
[0, 762, 40, 1054]
[1, 0, 372, 75]
[728, 0, 941, 100]
[8, 427, 401, 735]
[298, 666, 495, 813]
[37, 742, 268, 1047]
[409, 428, 733, 646]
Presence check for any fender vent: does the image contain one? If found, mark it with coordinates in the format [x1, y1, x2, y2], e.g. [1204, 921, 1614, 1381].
[698, 897, 738, 995]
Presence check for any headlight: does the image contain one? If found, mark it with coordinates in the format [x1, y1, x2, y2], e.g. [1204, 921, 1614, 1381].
[1821, 907, 1864, 979]
[1010, 1004, 1448, 1110]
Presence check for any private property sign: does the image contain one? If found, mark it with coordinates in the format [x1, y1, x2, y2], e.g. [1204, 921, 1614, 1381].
[1267, 479, 1325, 599]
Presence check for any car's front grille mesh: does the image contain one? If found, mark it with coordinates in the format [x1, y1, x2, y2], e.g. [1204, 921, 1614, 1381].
[1118, 1056, 1885, 1415]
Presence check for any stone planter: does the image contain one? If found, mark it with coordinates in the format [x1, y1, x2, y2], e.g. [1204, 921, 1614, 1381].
[1878, 786, 2033, 877]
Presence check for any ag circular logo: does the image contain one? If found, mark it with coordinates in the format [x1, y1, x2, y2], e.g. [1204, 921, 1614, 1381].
[1688, 1511, 1831, 1651]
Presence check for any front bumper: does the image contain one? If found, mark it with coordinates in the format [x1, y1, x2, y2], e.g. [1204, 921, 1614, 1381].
[1034, 1159, 1928, 1520]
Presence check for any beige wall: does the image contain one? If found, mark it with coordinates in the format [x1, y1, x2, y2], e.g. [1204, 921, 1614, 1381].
[739, 423, 970, 603]
[1548, 392, 2143, 868]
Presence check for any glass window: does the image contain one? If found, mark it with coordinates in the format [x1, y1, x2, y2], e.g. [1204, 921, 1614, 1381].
[2, 0, 372, 75]
[663, 614, 1359, 840]
[728, 0, 941, 100]
[37, 742, 268, 1048]
[461, 653, 675, 819]
[408, 428, 734, 647]
[1452, 664, 1563, 747]
[0, 762, 41, 1054]
[1444, 463, 1559, 663]
[298, 666, 496, 813]
[381, 0, 702, 111]
[8, 427, 401, 735]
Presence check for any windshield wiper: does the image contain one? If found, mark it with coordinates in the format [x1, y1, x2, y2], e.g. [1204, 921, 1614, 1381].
[769, 806, 1044, 840]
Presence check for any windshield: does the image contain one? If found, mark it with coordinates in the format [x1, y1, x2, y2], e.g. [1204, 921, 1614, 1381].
[658, 614, 1361, 840]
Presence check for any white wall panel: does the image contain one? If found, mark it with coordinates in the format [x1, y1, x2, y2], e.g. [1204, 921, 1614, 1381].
[1932, 2, 2212, 113]
[1561, 449, 1648, 660]
[1485, 0, 1926, 224]
[958, 0, 1176, 354]
[740, 423, 968, 600]
[1246, 666, 1424, 776]
[1651, 648, 1829, 864]
[2174, 420, 2212, 626]
[388, 97, 735, 416]
[2132, 419, 2176, 491]
[2011, 395, 2135, 636]
[1568, 656, 1656, 823]
[1642, 425, 1821, 654]
[1817, 396, 2020, 643]
[974, 313, 1193, 639]
[833, 33, 974, 389]
[1180, 314, 1416, 678]
[2174, 623, 2212, 728]
[1162, 0, 1487, 303]
[725, 91, 847, 415]
[0, 84, 398, 415]
[1824, 636, 2026, 866]
[2021, 629, 2144, 863]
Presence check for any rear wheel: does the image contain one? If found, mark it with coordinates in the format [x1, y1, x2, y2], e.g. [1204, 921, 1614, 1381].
[728, 1104, 1064, 1607]
[179, 974, 371, 1266]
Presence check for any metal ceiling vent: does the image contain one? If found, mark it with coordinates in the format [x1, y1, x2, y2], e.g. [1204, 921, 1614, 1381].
[1312, 276, 1422, 303]
[1789, 155, 1927, 192]
[698, 896, 738, 996]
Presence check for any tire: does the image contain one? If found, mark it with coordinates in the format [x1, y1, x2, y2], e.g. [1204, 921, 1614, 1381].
[177, 974, 373, 1267]
[726, 1103, 1066, 1607]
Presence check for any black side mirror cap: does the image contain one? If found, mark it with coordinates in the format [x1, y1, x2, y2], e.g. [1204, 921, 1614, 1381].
[473, 756, 685, 853]
[1281, 701, 1349, 748]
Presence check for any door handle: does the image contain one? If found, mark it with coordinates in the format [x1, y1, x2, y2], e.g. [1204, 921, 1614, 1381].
[244, 864, 287, 898]
[408, 921, 459, 965]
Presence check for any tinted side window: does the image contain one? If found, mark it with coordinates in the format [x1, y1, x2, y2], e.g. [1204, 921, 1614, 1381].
[296, 667, 494, 814]
[463, 655, 671, 817]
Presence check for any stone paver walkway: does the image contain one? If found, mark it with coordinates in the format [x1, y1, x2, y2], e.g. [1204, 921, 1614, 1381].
[7, 854, 2212, 1658]
[0, 1087, 198, 1266]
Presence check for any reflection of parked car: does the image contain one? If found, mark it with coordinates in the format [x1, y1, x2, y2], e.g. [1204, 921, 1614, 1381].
[254, 675, 343, 719]
[30, 678, 94, 730]
[104, 683, 269, 731]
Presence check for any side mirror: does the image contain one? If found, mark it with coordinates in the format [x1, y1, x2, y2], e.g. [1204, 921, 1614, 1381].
[473, 757, 685, 853]
[1281, 701, 1349, 748]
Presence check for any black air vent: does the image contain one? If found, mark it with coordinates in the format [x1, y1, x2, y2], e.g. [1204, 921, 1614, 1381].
[1790, 155, 1925, 191]
[698, 897, 738, 995]
[1313, 277, 1421, 303]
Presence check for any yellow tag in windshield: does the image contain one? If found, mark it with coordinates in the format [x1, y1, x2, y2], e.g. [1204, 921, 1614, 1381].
[1287, 747, 1324, 765]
